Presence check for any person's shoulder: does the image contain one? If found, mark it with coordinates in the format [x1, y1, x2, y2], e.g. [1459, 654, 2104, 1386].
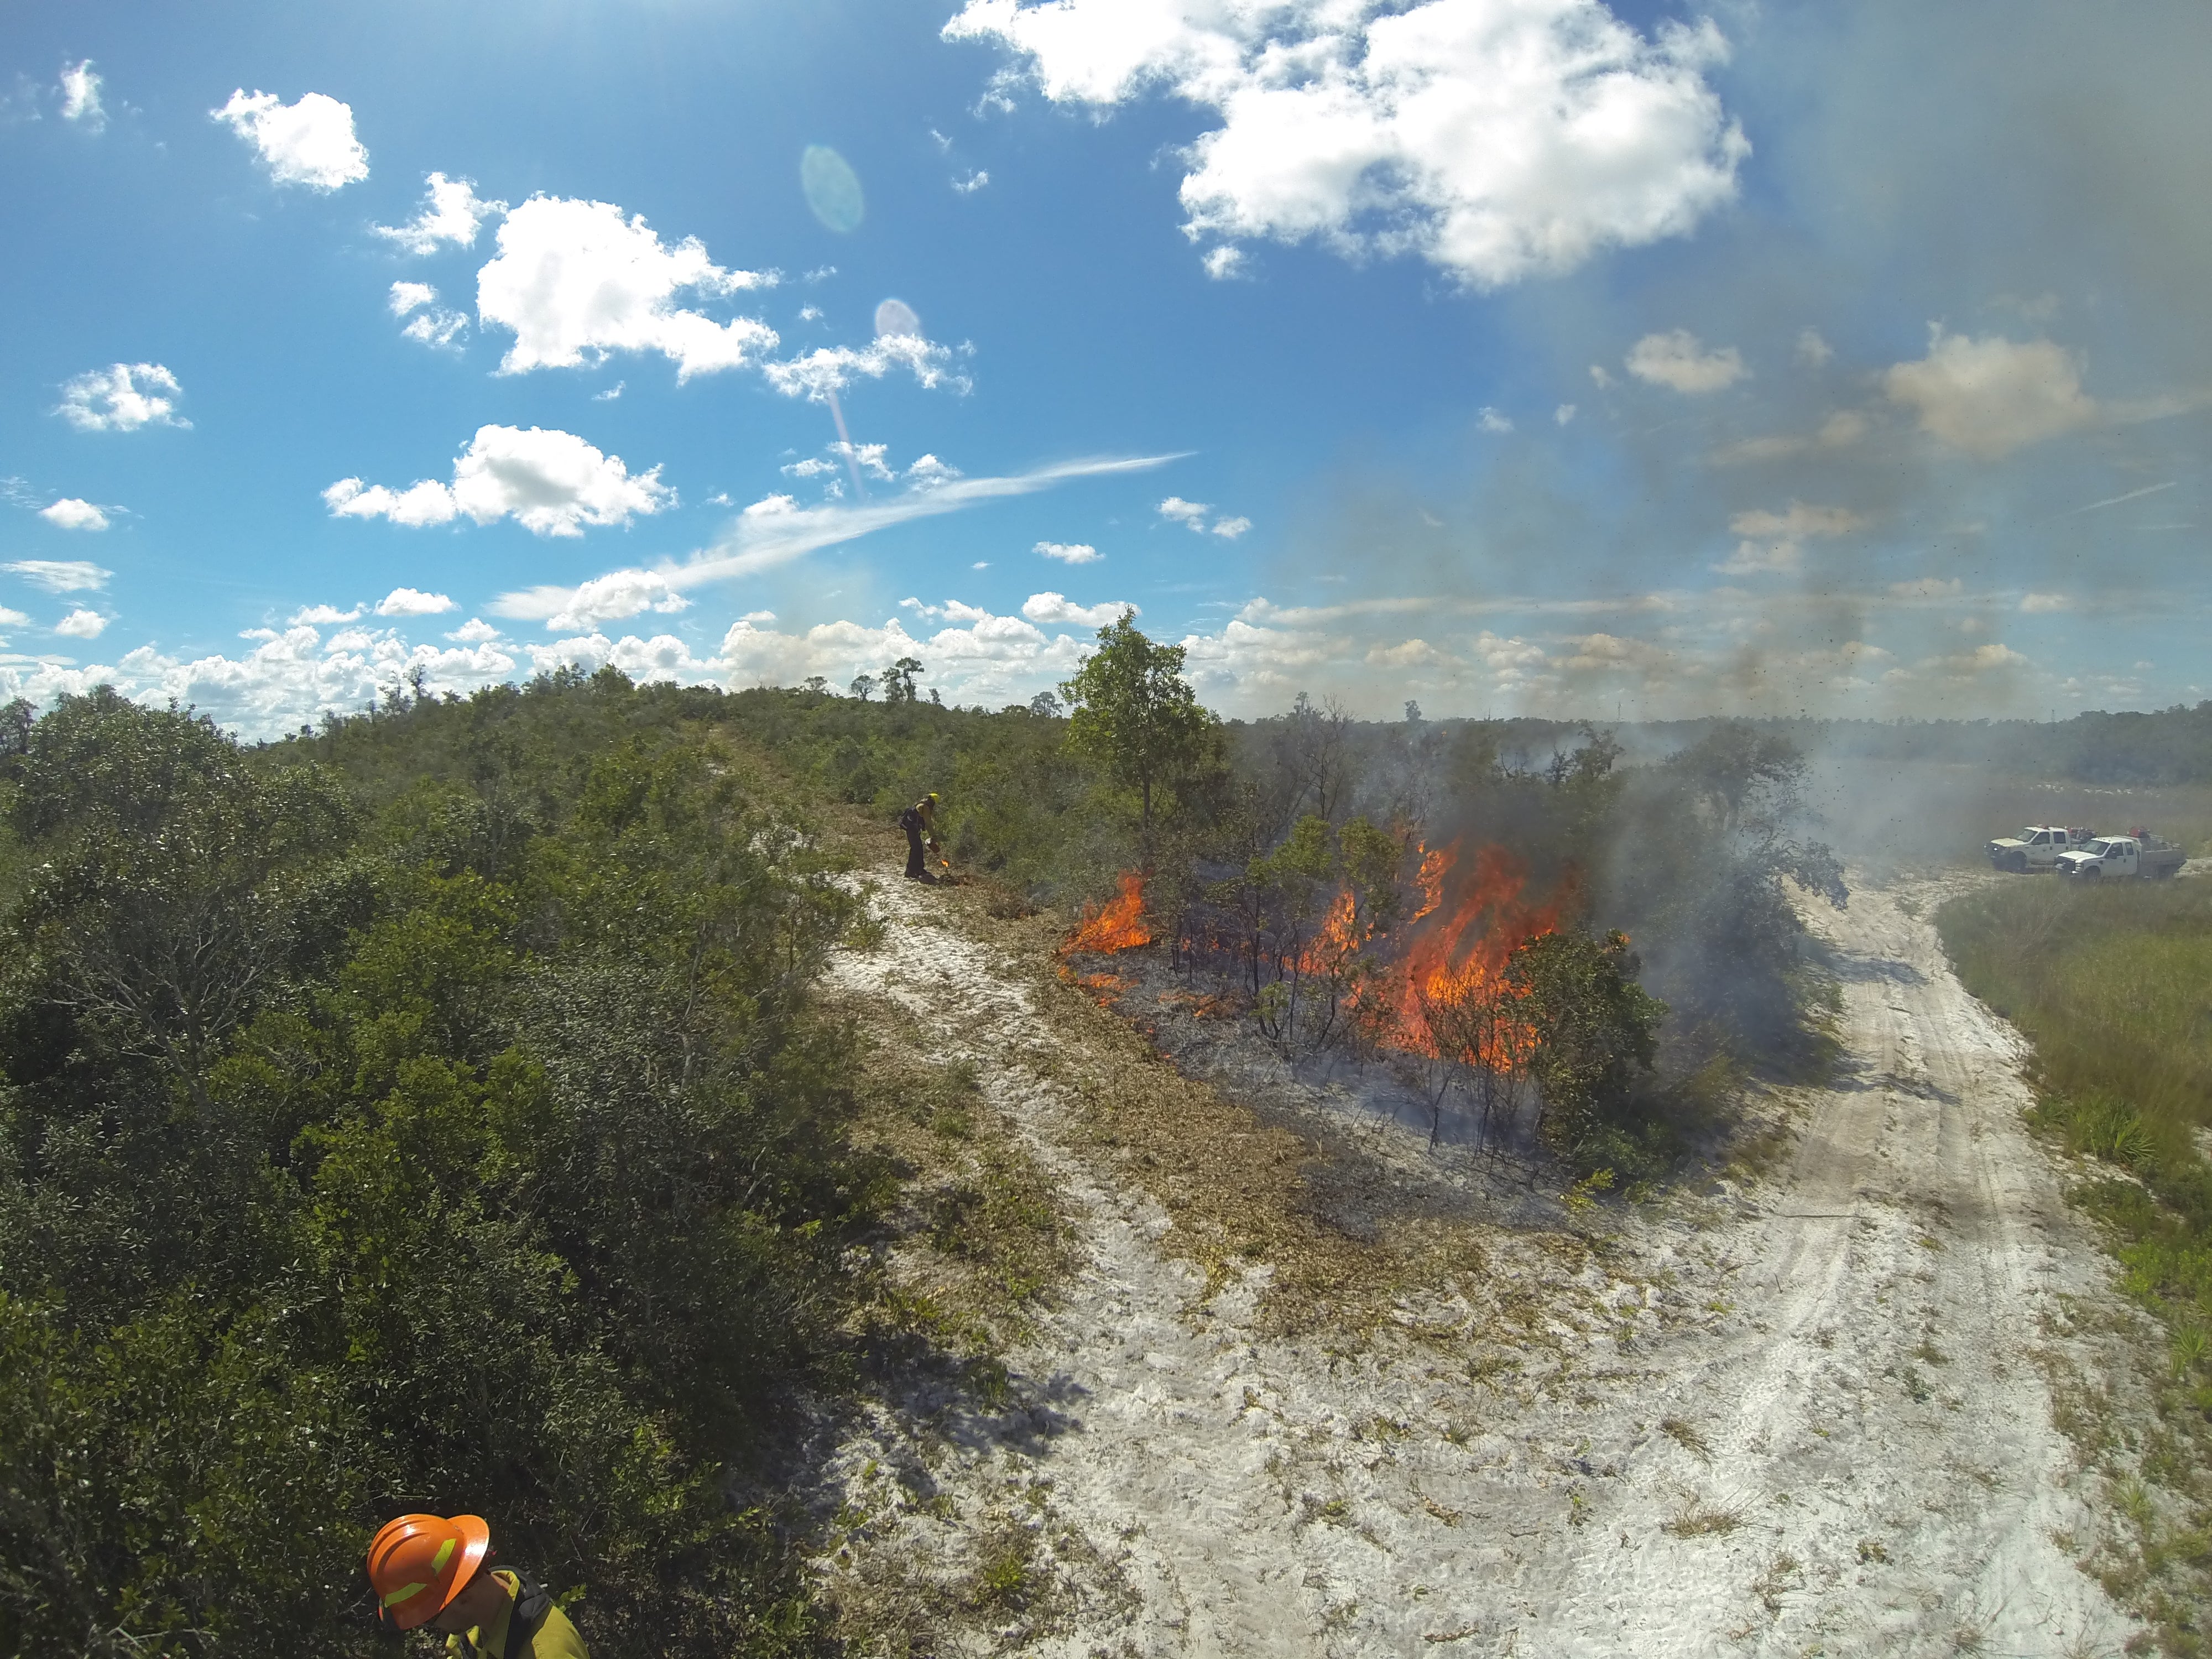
[536, 1601, 591, 1659]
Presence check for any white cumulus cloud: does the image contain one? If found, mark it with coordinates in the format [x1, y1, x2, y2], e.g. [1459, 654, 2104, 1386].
[945, 0, 1746, 288]
[542, 570, 689, 633]
[375, 171, 505, 254]
[722, 599, 1112, 707]
[59, 60, 105, 132]
[38, 498, 109, 531]
[211, 89, 368, 191]
[834, 441, 895, 481]
[404, 311, 468, 349]
[56, 363, 187, 432]
[760, 332, 970, 401]
[1022, 592, 1134, 627]
[389, 281, 468, 347]
[1710, 409, 1867, 466]
[1884, 328, 2097, 459]
[1712, 502, 1864, 576]
[1625, 329, 1746, 393]
[1157, 494, 1248, 536]
[4, 559, 109, 592]
[476, 196, 778, 379]
[1035, 540, 1102, 564]
[325, 425, 674, 537]
[1730, 503, 1864, 540]
[375, 588, 456, 617]
[54, 608, 107, 638]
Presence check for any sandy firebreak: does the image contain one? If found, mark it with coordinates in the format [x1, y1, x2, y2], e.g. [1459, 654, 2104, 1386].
[815, 863, 2138, 1657]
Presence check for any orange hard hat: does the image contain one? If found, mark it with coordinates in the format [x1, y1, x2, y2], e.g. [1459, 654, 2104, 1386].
[366, 1513, 491, 1631]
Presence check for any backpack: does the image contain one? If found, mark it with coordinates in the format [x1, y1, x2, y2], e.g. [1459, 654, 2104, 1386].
[898, 805, 923, 833]
[452, 1569, 552, 1658]
[499, 1568, 553, 1657]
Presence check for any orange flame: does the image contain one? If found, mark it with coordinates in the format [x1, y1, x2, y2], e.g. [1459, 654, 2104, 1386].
[1295, 885, 1368, 976]
[1064, 870, 1152, 954]
[1410, 843, 1449, 922]
[1391, 844, 1565, 1071]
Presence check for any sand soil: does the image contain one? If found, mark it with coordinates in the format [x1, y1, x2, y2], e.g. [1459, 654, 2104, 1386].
[816, 865, 2136, 1657]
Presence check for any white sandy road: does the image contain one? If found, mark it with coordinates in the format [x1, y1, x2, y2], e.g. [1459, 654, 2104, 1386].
[816, 866, 2135, 1657]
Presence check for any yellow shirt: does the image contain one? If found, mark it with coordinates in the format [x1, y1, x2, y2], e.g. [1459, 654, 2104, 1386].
[445, 1570, 591, 1659]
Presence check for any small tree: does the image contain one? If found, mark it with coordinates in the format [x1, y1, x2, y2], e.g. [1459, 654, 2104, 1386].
[1059, 611, 1215, 842]
[1027, 688, 1062, 719]
[881, 656, 924, 705]
[849, 672, 876, 702]
[1665, 721, 1807, 838]
[0, 696, 32, 761]
[1507, 929, 1665, 1154]
[1275, 691, 1354, 823]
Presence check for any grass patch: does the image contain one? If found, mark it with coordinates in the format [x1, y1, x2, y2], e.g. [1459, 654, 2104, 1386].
[1937, 877, 2212, 1167]
[843, 1016, 1074, 1354]
[1937, 875, 2212, 1654]
[1661, 1495, 1745, 1537]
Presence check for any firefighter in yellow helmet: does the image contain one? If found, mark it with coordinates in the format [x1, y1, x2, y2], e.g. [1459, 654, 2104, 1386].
[366, 1513, 590, 1658]
[899, 790, 944, 880]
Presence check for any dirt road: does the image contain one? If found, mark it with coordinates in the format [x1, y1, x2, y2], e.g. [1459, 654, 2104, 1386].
[821, 869, 2133, 1656]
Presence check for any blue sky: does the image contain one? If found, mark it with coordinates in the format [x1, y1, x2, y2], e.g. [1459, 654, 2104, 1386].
[3, 0, 2208, 735]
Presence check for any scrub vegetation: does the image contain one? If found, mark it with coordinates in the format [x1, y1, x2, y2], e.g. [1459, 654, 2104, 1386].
[22, 634, 2203, 1653]
[0, 675, 879, 1657]
[1938, 877, 2212, 1650]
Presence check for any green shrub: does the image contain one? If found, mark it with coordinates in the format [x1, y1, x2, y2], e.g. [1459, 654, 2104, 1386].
[0, 684, 872, 1657]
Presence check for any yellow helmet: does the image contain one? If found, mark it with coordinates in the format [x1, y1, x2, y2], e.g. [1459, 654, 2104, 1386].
[927, 792, 940, 805]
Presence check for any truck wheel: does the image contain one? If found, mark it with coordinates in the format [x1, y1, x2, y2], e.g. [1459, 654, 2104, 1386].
[2005, 852, 2027, 873]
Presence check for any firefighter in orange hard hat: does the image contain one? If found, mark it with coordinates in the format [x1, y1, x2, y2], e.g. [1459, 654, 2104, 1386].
[366, 1513, 589, 1658]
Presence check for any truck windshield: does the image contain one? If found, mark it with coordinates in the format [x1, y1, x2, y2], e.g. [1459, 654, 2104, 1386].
[2088, 841, 2114, 856]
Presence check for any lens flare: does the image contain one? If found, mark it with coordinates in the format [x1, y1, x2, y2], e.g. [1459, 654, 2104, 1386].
[800, 145, 864, 233]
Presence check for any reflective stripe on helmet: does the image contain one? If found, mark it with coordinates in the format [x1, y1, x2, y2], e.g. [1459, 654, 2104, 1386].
[379, 1538, 453, 1610]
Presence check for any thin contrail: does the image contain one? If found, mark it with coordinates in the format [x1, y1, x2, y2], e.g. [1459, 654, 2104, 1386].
[2066, 479, 2177, 515]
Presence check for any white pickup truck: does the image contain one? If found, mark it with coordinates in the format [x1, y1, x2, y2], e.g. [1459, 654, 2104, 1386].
[1986, 825, 2095, 873]
[2055, 832, 2187, 880]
